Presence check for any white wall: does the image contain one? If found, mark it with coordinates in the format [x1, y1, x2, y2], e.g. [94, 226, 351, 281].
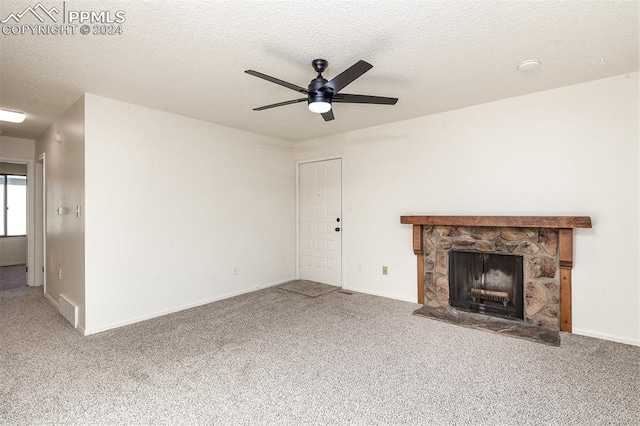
[83, 94, 295, 334]
[0, 136, 35, 159]
[0, 238, 27, 266]
[0, 137, 35, 279]
[296, 73, 639, 345]
[36, 96, 86, 328]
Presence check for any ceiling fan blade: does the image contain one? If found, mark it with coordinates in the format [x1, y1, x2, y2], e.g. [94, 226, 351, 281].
[321, 109, 335, 121]
[333, 93, 398, 105]
[320, 60, 373, 94]
[245, 70, 309, 94]
[253, 98, 307, 111]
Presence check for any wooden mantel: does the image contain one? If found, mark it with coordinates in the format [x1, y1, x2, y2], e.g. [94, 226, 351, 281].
[400, 216, 592, 229]
[400, 215, 592, 333]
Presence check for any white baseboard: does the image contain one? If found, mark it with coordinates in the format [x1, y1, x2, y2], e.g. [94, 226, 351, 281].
[572, 328, 639, 347]
[82, 277, 296, 336]
[77, 324, 86, 336]
[257, 277, 295, 289]
[44, 291, 58, 309]
[0, 262, 27, 267]
[341, 285, 419, 304]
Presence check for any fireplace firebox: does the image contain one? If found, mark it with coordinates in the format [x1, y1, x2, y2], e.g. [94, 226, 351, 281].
[449, 251, 523, 320]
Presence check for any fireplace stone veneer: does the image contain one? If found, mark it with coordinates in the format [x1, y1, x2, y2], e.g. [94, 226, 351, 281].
[400, 216, 592, 344]
[424, 225, 558, 327]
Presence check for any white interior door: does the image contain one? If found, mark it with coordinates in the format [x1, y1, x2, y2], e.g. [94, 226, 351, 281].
[299, 159, 342, 286]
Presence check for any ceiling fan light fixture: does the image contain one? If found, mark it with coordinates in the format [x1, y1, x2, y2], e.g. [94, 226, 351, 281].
[308, 101, 332, 114]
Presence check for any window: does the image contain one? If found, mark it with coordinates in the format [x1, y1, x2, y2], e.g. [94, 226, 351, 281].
[0, 174, 27, 236]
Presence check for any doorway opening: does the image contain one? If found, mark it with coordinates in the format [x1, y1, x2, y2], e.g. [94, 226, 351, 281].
[0, 157, 35, 291]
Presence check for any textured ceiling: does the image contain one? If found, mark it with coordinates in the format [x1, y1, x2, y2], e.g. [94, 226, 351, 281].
[0, 0, 638, 142]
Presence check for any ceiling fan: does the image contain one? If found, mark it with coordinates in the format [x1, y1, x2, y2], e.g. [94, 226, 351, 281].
[245, 59, 398, 121]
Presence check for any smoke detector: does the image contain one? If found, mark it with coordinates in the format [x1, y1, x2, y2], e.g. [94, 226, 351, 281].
[518, 59, 541, 72]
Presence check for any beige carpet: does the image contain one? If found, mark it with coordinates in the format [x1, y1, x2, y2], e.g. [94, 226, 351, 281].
[278, 279, 340, 297]
[0, 265, 27, 291]
[1, 285, 638, 425]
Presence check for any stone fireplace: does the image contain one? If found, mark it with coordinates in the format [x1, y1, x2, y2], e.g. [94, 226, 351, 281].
[400, 216, 592, 345]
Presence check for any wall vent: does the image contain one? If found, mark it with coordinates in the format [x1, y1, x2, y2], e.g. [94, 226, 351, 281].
[58, 294, 78, 328]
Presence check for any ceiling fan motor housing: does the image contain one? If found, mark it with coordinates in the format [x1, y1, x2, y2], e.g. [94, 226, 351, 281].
[308, 75, 331, 106]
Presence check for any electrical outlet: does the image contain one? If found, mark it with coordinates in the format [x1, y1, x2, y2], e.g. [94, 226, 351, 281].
[232, 266, 238, 275]
[57, 268, 62, 279]
[382, 266, 388, 275]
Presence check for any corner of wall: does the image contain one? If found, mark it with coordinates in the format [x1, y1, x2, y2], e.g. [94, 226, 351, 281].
[36, 94, 86, 330]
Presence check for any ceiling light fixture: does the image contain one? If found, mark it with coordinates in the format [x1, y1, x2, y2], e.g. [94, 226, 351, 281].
[518, 59, 541, 72]
[308, 85, 332, 114]
[308, 100, 332, 114]
[0, 109, 26, 123]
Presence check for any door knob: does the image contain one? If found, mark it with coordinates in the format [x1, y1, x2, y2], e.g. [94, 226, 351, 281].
[336, 218, 341, 222]
[335, 227, 341, 232]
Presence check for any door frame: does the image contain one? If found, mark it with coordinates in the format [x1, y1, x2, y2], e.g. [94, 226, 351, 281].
[0, 155, 35, 286]
[295, 155, 344, 285]
[36, 153, 46, 293]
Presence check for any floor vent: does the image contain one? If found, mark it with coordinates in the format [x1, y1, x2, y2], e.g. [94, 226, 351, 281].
[58, 294, 78, 328]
